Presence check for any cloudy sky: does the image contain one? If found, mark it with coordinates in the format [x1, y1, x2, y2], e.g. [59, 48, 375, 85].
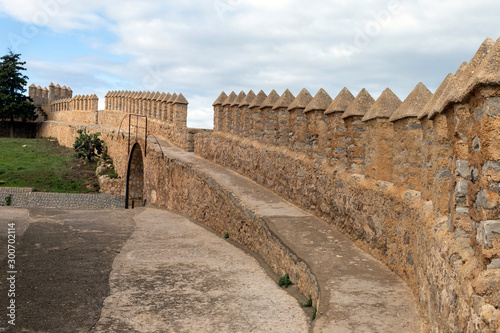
[0, 0, 499, 128]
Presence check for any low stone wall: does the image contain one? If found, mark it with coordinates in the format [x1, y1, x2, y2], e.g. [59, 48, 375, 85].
[0, 187, 125, 209]
[36, 121, 84, 147]
[98, 176, 125, 195]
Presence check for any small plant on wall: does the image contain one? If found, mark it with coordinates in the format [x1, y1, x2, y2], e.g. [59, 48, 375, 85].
[278, 273, 293, 288]
[73, 128, 104, 162]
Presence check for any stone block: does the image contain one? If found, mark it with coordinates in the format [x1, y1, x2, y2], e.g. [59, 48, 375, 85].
[405, 121, 422, 130]
[483, 161, 500, 173]
[476, 220, 500, 248]
[473, 270, 500, 308]
[489, 182, 500, 195]
[436, 168, 451, 180]
[476, 189, 499, 210]
[455, 180, 468, 203]
[455, 159, 469, 178]
[473, 97, 500, 121]
[406, 250, 414, 266]
[487, 259, 500, 270]
[375, 180, 393, 190]
[472, 137, 481, 153]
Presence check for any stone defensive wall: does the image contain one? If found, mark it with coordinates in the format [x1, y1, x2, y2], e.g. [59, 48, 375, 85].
[33, 87, 205, 151]
[30, 37, 500, 331]
[195, 37, 500, 332]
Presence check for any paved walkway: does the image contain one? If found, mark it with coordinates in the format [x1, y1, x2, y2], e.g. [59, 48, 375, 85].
[151, 136, 425, 332]
[92, 208, 309, 332]
[0, 207, 309, 332]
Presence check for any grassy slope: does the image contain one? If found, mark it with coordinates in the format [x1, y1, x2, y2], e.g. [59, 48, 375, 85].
[0, 137, 100, 193]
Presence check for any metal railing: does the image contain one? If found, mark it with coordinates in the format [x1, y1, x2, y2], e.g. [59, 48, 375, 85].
[117, 113, 164, 159]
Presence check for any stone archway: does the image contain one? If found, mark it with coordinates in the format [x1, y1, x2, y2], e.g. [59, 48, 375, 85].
[125, 143, 144, 208]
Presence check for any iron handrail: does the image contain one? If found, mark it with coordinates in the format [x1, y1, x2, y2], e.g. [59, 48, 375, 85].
[117, 113, 164, 159]
[147, 133, 165, 159]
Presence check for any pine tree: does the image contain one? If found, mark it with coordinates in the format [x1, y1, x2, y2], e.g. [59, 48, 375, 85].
[0, 50, 37, 137]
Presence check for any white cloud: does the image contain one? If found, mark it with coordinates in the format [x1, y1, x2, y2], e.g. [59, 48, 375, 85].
[3, 0, 500, 128]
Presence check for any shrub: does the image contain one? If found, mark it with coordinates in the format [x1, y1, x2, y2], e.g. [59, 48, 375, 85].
[73, 129, 104, 162]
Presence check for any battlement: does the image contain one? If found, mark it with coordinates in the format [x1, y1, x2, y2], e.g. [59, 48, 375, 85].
[50, 94, 99, 112]
[212, 37, 500, 213]
[104, 90, 189, 128]
[29, 82, 73, 106]
[202, 37, 500, 331]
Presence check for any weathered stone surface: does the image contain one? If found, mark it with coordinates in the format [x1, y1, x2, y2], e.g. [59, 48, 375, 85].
[390, 82, 432, 122]
[476, 190, 499, 210]
[484, 160, 500, 173]
[490, 182, 500, 194]
[418, 73, 453, 119]
[455, 179, 468, 203]
[473, 270, 500, 308]
[456, 159, 470, 178]
[487, 258, 500, 270]
[477, 220, 500, 248]
[437, 168, 451, 180]
[476, 97, 500, 120]
[473, 136, 481, 152]
[362, 88, 401, 121]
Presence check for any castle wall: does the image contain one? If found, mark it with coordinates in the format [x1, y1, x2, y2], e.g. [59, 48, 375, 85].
[197, 80, 500, 331]
[276, 106, 290, 146]
[261, 107, 276, 144]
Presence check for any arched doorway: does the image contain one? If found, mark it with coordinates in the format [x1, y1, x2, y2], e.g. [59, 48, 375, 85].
[125, 143, 144, 208]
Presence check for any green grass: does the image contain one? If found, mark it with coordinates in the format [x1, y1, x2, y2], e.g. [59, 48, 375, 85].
[0, 137, 100, 193]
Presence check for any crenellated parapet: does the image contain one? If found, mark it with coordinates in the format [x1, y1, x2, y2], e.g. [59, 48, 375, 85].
[50, 94, 98, 112]
[29, 82, 73, 106]
[205, 37, 500, 332]
[104, 90, 189, 127]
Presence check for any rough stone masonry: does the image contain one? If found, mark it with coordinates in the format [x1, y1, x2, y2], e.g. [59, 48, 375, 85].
[30, 37, 500, 332]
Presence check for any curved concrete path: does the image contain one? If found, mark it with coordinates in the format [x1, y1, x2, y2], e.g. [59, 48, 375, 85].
[149, 135, 425, 332]
[91, 208, 310, 332]
[0, 207, 309, 332]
